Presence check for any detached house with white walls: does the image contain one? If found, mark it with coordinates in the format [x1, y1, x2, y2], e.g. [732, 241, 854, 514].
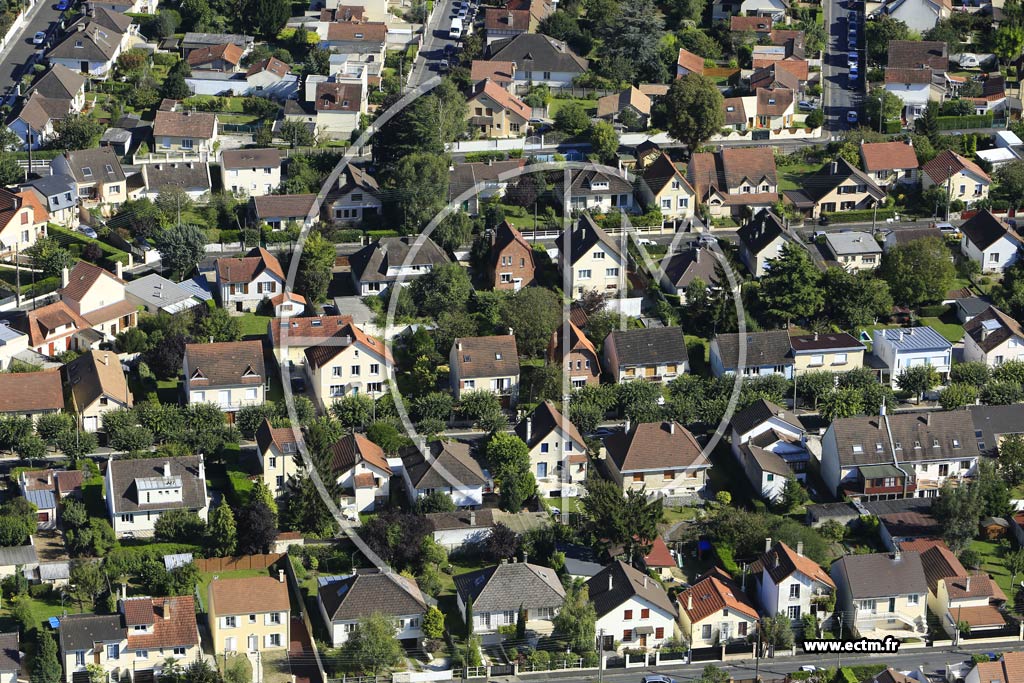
[0, 188, 48, 255]
[318, 570, 428, 647]
[962, 306, 1024, 368]
[959, 209, 1022, 273]
[455, 561, 565, 634]
[831, 551, 928, 639]
[182, 340, 267, 413]
[349, 236, 450, 296]
[105, 456, 209, 538]
[514, 401, 588, 498]
[221, 148, 282, 197]
[730, 399, 809, 501]
[589, 561, 678, 650]
[556, 213, 626, 300]
[677, 568, 758, 648]
[256, 418, 301, 499]
[737, 209, 790, 278]
[872, 327, 952, 387]
[215, 247, 287, 313]
[303, 321, 391, 409]
[398, 439, 488, 508]
[327, 432, 392, 514]
[450, 334, 520, 406]
[751, 541, 835, 625]
[59, 261, 137, 341]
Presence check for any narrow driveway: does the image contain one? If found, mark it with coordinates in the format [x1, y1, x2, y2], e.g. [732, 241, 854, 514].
[407, 0, 458, 89]
[823, 0, 860, 130]
[0, 0, 64, 102]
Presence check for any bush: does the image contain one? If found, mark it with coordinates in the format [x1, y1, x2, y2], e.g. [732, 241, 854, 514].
[335, 229, 362, 243]
[822, 208, 897, 223]
[918, 304, 948, 317]
[152, 52, 178, 66]
[935, 114, 993, 130]
[714, 545, 739, 574]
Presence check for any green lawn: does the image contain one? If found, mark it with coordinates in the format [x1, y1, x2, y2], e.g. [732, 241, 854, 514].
[662, 506, 701, 525]
[968, 538, 1017, 598]
[238, 312, 272, 338]
[547, 97, 597, 118]
[917, 317, 964, 343]
[0, 586, 93, 634]
[778, 162, 823, 191]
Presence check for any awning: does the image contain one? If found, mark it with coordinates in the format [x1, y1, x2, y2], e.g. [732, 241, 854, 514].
[859, 464, 904, 479]
[634, 626, 655, 635]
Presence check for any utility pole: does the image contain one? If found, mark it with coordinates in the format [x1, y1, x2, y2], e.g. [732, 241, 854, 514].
[836, 613, 843, 670]
[945, 163, 953, 221]
[14, 242, 20, 307]
[598, 628, 604, 683]
[754, 622, 761, 682]
[25, 124, 33, 183]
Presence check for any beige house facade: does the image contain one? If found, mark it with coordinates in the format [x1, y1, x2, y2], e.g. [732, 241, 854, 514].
[207, 574, 291, 655]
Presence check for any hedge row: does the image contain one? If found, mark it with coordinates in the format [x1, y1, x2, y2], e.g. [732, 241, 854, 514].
[936, 113, 993, 130]
[48, 224, 130, 267]
[822, 207, 897, 224]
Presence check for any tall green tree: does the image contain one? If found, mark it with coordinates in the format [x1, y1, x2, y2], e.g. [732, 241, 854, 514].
[999, 434, 1024, 486]
[818, 387, 865, 421]
[994, 25, 1024, 66]
[580, 478, 662, 556]
[485, 432, 536, 512]
[155, 224, 207, 278]
[598, 0, 666, 82]
[933, 481, 981, 552]
[410, 263, 473, 318]
[49, 114, 104, 150]
[245, 0, 289, 38]
[499, 287, 561, 357]
[589, 121, 619, 164]
[896, 364, 941, 401]
[865, 15, 910, 64]
[373, 79, 465, 170]
[0, 152, 21, 186]
[664, 75, 725, 151]
[878, 237, 954, 306]
[206, 499, 237, 557]
[759, 243, 824, 323]
[342, 614, 404, 674]
[387, 152, 451, 234]
[553, 583, 597, 651]
[32, 632, 62, 683]
[297, 230, 334, 304]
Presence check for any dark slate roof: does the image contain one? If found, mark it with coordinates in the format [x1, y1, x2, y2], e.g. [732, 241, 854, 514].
[713, 330, 792, 370]
[738, 210, 787, 255]
[662, 247, 719, 289]
[554, 542, 604, 577]
[453, 561, 565, 612]
[399, 440, 487, 490]
[318, 569, 427, 621]
[59, 613, 125, 652]
[828, 410, 978, 468]
[487, 34, 588, 74]
[585, 560, 677, 618]
[969, 403, 1024, 456]
[27, 64, 86, 100]
[606, 326, 688, 367]
[0, 544, 37, 566]
[107, 456, 207, 514]
[425, 508, 495, 531]
[144, 162, 211, 193]
[349, 236, 450, 283]
[0, 632, 19, 672]
[730, 398, 801, 437]
[961, 210, 1016, 250]
[963, 305, 1024, 353]
[61, 148, 124, 184]
[555, 213, 622, 265]
[832, 551, 927, 598]
[800, 158, 884, 203]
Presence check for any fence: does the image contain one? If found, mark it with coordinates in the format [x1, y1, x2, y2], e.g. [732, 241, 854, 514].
[326, 675, 389, 683]
[193, 553, 283, 572]
[464, 667, 487, 679]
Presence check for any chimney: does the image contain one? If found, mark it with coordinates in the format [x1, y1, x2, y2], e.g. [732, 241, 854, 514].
[457, 341, 462, 351]
[61, 266, 70, 288]
[508, 327, 514, 337]
[163, 461, 171, 477]
[831, 161, 838, 174]
[523, 551, 528, 564]
[121, 583, 127, 601]
[926, 412, 931, 425]
[209, 336, 214, 344]
[470, 510, 476, 526]
[198, 453, 205, 481]
[669, 422, 675, 434]
[687, 593, 693, 610]
[774, 553, 780, 569]
[765, 537, 772, 552]
[608, 573, 613, 592]
[163, 599, 171, 620]
[625, 418, 631, 433]
[643, 576, 648, 588]
[796, 541, 804, 557]
[965, 575, 972, 592]
[526, 417, 532, 444]
[813, 332, 819, 341]
[102, 353, 109, 366]
[116, 261, 123, 279]
[880, 401, 887, 418]
[893, 548, 902, 562]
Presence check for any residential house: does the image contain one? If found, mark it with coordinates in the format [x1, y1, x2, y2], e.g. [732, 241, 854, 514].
[19, 468, 83, 529]
[752, 541, 835, 624]
[860, 140, 920, 189]
[449, 159, 527, 215]
[0, 324, 28, 371]
[753, 87, 795, 128]
[677, 568, 758, 648]
[885, 68, 943, 124]
[823, 231, 884, 270]
[182, 340, 267, 412]
[554, 169, 636, 214]
[119, 596, 201, 680]
[959, 209, 1021, 273]
[59, 261, 136, 340]
[58, 614, 126, 683]
[267, 313, 356, 366]
[105, 455, 209, 538]
[869, 0, 949, 32]
[730, 399, 809, 500]
[883, 225, 944, 252]
[602, 421, 710, 500]
[749, 63, 802, 94]
[676, 48, 705, 78]
[736, 209, 790, 277]
[466, 79, 530, 138]
[0, 188, 47, 254]
[687, 147, 779, 219]
[427, 509, 495, 550]
[221, 149, 282, 197]
[659, 246, 719, 303]
[124, 273, 202, 315]
[250, 194, 319, 230]
[64, 350, 131, 432]
[303, 321, 391, 408]
[16, 301, 91, 356]
[256, 419, 301, 499]
[325, 165, 382, 224]
[964, 652, 1024, 683]
[603, 327, 688, 384]
[207, 574, 290, 655]
[153, 110, 219, 155]
[596, 87, 651, 128]
[47, 10, 136, 78]
[820, 409, 979, 499]
[642, 537, 676, 580]
[449, 333, 520, 405]
[710, 329, 794, 379]
[27, 64, 87, 110]
[18, 175, 77, 227]
[922, 150, 991, 206]
[398, 439, 487, 507]
[789, 331, 866, 375]
[712, 0, 789, 22]
[9, 92, 72, 149]
[455, 561, 565, 634]
[831, 551, 928, 637]
[879, 509, 941, 549]
[0, 632, 18, 683]
[555, 214, 626, 299]
[314, 80, 366, 140]
[513, 401, 588, 498]
[138, 162, 211, 202]
[637, 152, 696, 222]
[784, 158, 885, 220]
[0, 544, 38, 580]
[49, 147, 127, 213]
[589, 561, 678, 650]
[488, 221, 535, 290]
[546, 321, 601, 388]
[470, 60, 517, 90]
[485, 34, 588, 87]
[731, 15, 773, 34]
[318, 570, 428, 646]
[181, 32, 253, 55]
[349, 236, 450, 296]
[186, 42, 243, 71]
[319, 21, 386, 55]
[215, 247, 286, 312]
[245, 57, 297, 99]
[963, 305, 1024, 367]
[484, 8, 530, 43]
[872, 326, 953, 387]
[327, 432, 392, 514]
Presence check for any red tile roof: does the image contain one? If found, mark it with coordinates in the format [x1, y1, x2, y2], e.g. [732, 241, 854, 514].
[923, 149, 991, 184]
[470, 79, 531, 121]
[644, 536, 675, 568]
[125, 596, 199, 649]
[186, 42, 243, 68]
[678, 569, 758, 622]
[676, 48, 704, 75]
[209, 575, 290, 616]
[860, 141, 920, 172]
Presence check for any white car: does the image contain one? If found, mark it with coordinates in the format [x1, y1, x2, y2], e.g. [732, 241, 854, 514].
[78, 225, 97, 238]
[32, 31, 46, 45]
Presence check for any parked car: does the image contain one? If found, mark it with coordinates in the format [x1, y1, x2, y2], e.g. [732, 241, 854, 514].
[642, 676, 677, 683]
[291, 375, 306, 393]
[847, 110, 859, 123]
[32, 31, 46, 45]
[798, 100, 815, 111]
[77, 224, 97, 238]
[848, 52, 858, 66]
[56, 0, 71, 10]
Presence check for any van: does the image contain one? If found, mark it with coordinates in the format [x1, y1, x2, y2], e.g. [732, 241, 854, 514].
[449, 18, 462, 38]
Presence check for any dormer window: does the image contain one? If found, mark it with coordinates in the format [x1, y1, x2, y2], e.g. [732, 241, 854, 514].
[933, 438, 940, 448]
[875, 442, 883, 452]
[852, 444, 863, 454]
[894, 441, 902, 450]
[952, 438, 961, 448]
[463, 355, 471, 362]
[495, 352, 502, 360]
[914, 440, 921, 449]
[82, 167, 93, 177]
[105, 164, 113, 174]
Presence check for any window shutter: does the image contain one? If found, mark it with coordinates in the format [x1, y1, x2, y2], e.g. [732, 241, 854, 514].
[264, 634, 274, 648]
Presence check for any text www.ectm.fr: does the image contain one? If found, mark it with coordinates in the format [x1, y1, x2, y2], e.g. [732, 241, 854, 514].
[802, 637, 901, 654]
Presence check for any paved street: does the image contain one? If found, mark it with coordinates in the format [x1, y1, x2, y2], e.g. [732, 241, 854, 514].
[0, 0, 63, 102]
[407, 0, 459, 89]
[823, 0, 860, 131]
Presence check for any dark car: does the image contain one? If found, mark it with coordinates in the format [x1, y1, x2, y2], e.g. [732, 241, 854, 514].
[291, 375, 306, 393]
[819, 215, 830, 226]
[56, 0, 71, 10]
